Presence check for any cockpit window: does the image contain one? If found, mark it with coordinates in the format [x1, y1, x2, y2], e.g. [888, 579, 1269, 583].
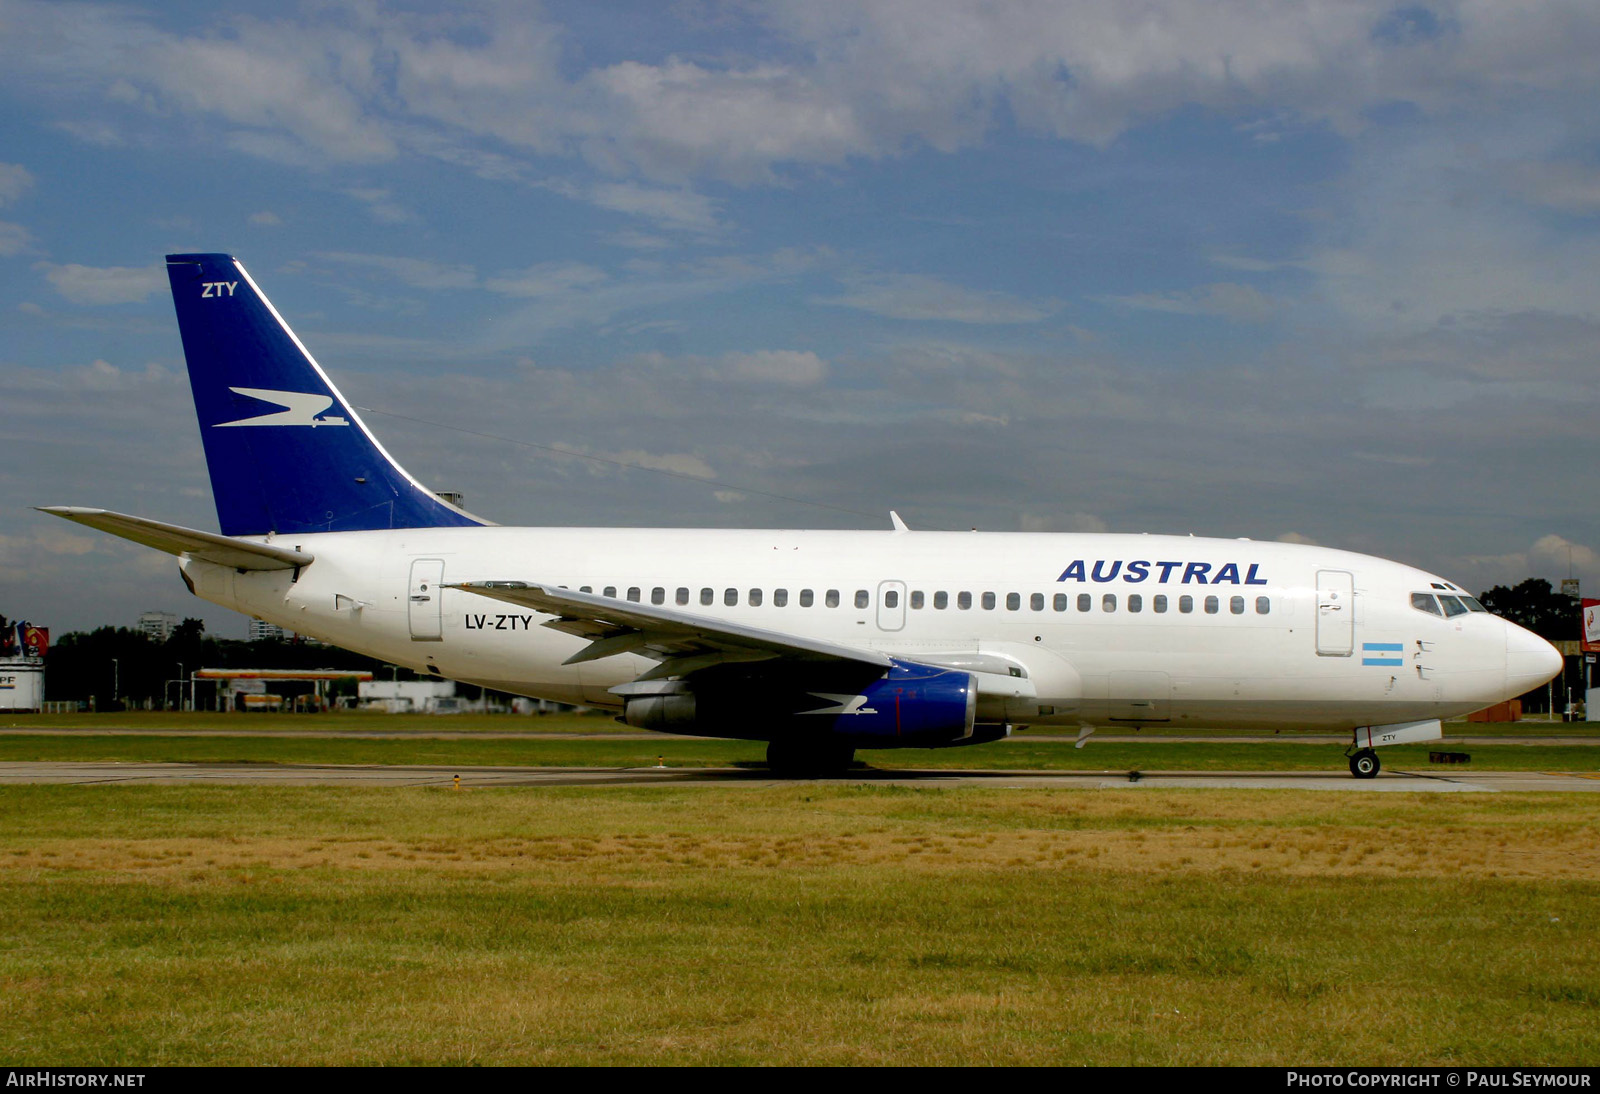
[1460, 596, 1488, 613]
[1437, 594, 1468, 618]
[1411, 593, 1443, 616]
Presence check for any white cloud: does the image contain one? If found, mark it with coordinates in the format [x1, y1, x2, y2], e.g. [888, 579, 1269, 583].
[1508, 161, 1600, 216]
[36, 262, 166, 305]
[147, 23, 396, 164]
[0, 221, 33, 256]
[586, 182, 722, 234]
[1098, 282, 1281, 323]
[1454, 534, 1600, 595]
[0, 527, 100, 569]
[593, 449, 717, 479]
[343, 188, 416, 224]
[484, 262, 608, 298]
[1020, 511, 1109, 533]
[0, 162, 34, 206]
[316, 252, 478, 291]
[819, 273, 1055, 324]
[720, 350, 829, 386]
[1530, 534, 1600, 576]
[9, 1, 1600, 192]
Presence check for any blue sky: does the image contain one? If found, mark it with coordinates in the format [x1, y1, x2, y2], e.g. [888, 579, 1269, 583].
[1, 0, 1596, 634]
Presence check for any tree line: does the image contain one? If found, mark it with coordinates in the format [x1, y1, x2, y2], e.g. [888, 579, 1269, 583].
[2, 613, 393, 709]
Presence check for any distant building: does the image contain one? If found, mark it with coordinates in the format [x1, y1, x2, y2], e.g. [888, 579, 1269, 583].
[194, 668, 374, 712]
[138, 611, 177, 642]
[1, 620, 47, 711]
[358, 679, 462, 713]
[247, 619, 288, 642]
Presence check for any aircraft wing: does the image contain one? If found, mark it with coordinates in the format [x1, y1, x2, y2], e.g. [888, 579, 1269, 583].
[449, 581, 892, 681]
[37, 507, 313, 571]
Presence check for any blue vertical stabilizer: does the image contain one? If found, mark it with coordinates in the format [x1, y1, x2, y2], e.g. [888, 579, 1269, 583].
[166, 253, 487, 536]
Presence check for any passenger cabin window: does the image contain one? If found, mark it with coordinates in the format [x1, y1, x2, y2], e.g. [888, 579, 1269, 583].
[855, 590, 869, 609]
[651, 587, 665, 605]
[701, 587, 714, 606]
[982, 592, 996, 610]
[1154, 595, 1168, 613]
[1031, 593, 1044, 611]
[1256, 597, 1271, 615]
[1102, 594, 1117, 612]
[1007, 593, 1021, 611]
[1053, 594, 1068, 612]
[627, 587, 641, 602]
[1437, 594, 1468, 618]
[724, 588, 738, 607]
[826, 590, 840, 608]
[884, 590, 899, 609]
[800, 589, 814, 607]
[580, 586, 593, 594]
[1128, 594, 1142, 613]
[958, 592, 972, 610]
[1077, 594, 1091, 612]
[749, 589, 763, 607]
[934, 591, 949, 609]
[1204, 595, 1219, 614]
[774, 589, 788, 607]
[1179, 595, 1194, 614]
[603, 586, 617, 598]
[1230, 595, 1245, 615]
[911, 591, 925, 609]
[676, 587, 689, 606]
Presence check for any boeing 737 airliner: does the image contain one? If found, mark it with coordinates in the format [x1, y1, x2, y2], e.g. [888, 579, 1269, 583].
[42, 253, 1563, 777]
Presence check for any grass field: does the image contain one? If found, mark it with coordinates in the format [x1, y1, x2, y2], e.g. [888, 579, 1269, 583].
[8, 708, 1600, 737]
[0, 783, 1596, 1065]
[0, 733, 1595, 772]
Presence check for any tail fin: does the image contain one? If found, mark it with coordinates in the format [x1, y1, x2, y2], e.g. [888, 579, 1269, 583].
[165, 253, 487, 536]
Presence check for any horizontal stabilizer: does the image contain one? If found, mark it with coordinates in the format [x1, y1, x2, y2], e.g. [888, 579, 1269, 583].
[37, 507, 312, 571]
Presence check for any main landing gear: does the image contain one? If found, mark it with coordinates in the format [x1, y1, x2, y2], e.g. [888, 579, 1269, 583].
[1348, 748, 1381, 780]
[766, 739, 856, 778]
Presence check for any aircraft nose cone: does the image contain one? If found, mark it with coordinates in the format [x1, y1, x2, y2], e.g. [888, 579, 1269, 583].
[1505, 622, 1563, 695]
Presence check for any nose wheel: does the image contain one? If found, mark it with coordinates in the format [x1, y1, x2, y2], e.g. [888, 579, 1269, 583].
[1348, 748, 1380, 779]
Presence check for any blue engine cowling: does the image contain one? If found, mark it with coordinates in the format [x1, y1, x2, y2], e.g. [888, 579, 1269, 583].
[791, 659, 978, 747]
[621, 658, 979, 748]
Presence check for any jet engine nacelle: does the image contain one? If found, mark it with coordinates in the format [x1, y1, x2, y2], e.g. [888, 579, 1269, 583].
[620, 658, 979, 748]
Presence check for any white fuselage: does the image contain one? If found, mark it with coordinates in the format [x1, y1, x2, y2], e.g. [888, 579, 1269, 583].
[180, 527, 1556, 735]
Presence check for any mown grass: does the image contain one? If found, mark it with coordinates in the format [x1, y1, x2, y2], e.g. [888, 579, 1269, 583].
[0, 785, 1595, 1065]
[9, 709, 1597, 738]
[0, 733, 1595, 772]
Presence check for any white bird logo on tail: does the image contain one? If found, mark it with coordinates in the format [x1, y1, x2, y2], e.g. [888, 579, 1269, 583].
[216, 388, 349, 428]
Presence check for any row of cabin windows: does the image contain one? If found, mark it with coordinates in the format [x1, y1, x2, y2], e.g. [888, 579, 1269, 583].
[578, 584, 1272, 616]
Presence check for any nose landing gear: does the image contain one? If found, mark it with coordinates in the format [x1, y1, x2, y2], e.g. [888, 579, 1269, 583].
[1347, 748, 1380, 779]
